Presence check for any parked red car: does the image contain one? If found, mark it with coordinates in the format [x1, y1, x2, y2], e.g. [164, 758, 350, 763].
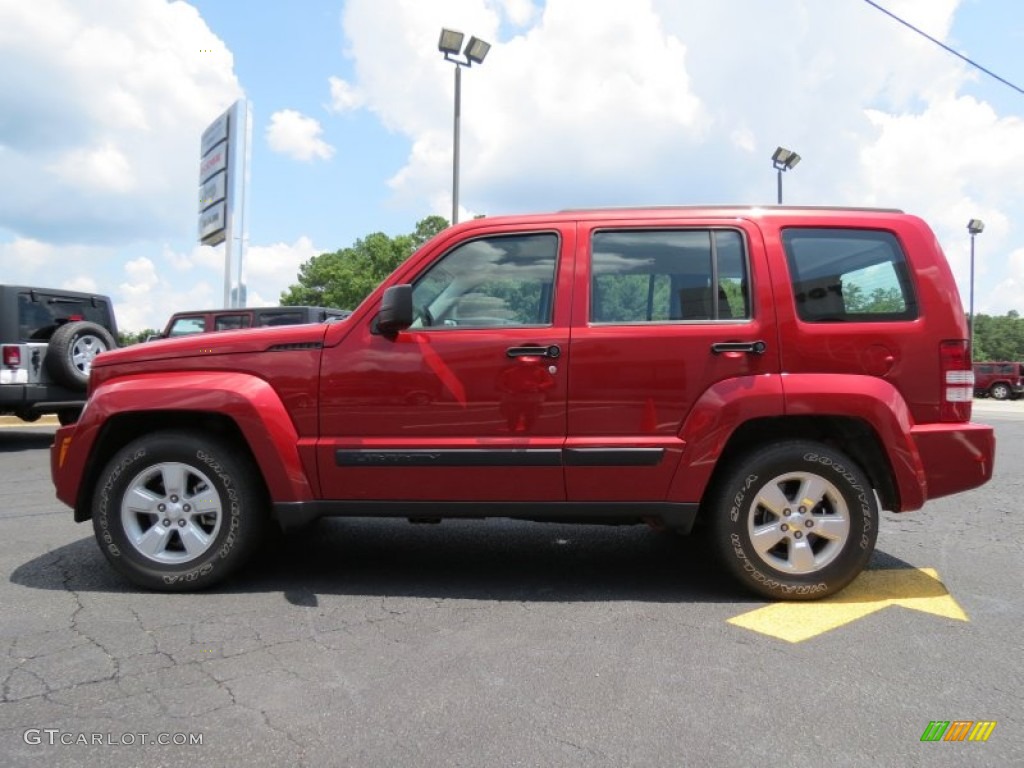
[51, 207, 995, 599]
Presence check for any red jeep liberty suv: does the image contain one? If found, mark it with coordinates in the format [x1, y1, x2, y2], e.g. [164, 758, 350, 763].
[51, 207, 995, 599]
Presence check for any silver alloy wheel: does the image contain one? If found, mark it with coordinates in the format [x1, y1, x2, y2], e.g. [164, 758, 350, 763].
[120, 461, 223, 564]
[746, 470, 851, 574]
[70, 333, 108, 377]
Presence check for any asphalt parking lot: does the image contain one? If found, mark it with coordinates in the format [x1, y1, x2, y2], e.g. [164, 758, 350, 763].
[0, 402, 1021, 767]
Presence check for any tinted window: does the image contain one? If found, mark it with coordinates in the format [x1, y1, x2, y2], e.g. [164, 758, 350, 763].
[214, 314, 250, 331]
[257, 311, 305, 327]
[590, 229, 749, 323]
[17, 292, 113, 341]
[169, 317, 206, 336]
[410, 233, 558, 328]
[781, 228, 917, 322]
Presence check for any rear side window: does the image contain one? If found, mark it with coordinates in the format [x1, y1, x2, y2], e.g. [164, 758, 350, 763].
[781, 228, 917, 322]
[257, 310, 305, 327]
[17, 292, 113, 341]
[590, 229, 750, 323]
[214, 314, 251, 331]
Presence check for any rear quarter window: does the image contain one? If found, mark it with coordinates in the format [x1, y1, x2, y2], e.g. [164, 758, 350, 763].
[781, 228, 918, 322]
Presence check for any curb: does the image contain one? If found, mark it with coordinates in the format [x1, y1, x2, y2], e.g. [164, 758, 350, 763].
[0, 415, 59, 428]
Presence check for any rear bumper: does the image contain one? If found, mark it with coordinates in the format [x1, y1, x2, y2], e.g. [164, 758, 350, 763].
[910, 421, 995, 505]
[0, 383, 85, 413]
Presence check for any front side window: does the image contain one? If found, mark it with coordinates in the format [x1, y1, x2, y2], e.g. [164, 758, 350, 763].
[782, 228, 918, 322]
[410, 233, 558, 328]
[168, 317, 206, 336]
[590, 229, 750, 323]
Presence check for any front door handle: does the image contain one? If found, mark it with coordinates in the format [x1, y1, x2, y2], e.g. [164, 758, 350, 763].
[507, 345, 561, 359]
[710, 341, 767, 355]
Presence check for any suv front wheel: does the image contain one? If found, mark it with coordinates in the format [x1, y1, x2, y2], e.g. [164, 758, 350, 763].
[92, 431, 267, 591]
[707, 441, 878, 600]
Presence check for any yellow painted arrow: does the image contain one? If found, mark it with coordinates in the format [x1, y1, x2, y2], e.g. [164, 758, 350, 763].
[728, 568, 968, 643]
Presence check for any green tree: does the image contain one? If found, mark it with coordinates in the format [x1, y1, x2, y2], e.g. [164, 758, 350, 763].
[280, 216, 448, 310]
[972, 312, 1024, 361]
[118, 329, 160, 346]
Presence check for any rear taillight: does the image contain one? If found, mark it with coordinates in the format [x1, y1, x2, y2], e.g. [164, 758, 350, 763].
[940, 340, 972, 422]
[2, 345, 20, 367]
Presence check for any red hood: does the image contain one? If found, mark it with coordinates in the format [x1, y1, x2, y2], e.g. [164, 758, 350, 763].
[96, 323, 331, 367]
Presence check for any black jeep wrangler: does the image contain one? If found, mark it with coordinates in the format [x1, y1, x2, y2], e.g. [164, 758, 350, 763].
[0, 285, 118, 425]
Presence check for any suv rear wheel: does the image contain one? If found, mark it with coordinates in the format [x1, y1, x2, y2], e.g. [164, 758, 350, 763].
[46, 321, 116, 389]
[707, 441, 878, 600]
[989, 382, 1011, 400]
[92, 431, 267, 591]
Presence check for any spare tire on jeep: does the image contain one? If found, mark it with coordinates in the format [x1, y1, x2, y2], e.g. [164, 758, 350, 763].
[45, 321, 117, 390]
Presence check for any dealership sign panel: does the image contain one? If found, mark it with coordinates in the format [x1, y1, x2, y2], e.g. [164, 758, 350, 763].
[197, 103, 239, 246]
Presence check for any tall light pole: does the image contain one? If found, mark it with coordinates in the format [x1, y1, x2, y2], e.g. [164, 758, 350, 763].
[438, 28, 490, 225]
[772, 146, 801, 205]
[967, 218, 985, 356]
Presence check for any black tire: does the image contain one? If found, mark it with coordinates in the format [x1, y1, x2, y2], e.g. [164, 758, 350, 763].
[57, 409, 82, 426]
[46, 321, 116, 390]
[706, 441, 878, 600]
[91, 431, 268, 591]
[989, 382, 1011, 401]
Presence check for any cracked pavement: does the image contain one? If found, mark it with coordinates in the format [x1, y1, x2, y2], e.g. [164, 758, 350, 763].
[1, 417, 1022, 767]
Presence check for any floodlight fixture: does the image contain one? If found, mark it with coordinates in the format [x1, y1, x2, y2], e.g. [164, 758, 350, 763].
[465, 36, 491, 64]
[438, 28, 464, 56]
[967, 219, 985, 235]
[772, 146, 801, 204]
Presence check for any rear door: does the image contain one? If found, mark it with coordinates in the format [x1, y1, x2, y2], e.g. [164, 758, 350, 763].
[317, 223, 575, 502]
[566, 218, 778, 501]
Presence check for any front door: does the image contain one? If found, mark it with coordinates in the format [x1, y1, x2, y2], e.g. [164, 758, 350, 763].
[317, 226, 574, 502]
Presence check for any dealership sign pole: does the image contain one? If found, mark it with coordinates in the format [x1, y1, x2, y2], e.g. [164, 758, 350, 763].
[198, 99, 251, 308]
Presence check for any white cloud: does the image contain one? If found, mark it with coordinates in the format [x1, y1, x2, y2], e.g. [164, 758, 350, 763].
[327, 76, 365, 112]
[0, 0, 241, 244]
[335, 0, 1024, 314]
[47, 142, 136, 193]
[497, 0, 538, 27]
[242, 236, 322, 305]
[266, 109, 335, 161]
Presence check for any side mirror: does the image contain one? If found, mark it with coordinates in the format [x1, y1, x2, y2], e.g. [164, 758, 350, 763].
[376, 284, 414, 335]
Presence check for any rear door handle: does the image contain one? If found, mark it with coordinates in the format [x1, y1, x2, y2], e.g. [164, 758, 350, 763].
[507, 345, 561, 359]
[710, 341, 766, 355]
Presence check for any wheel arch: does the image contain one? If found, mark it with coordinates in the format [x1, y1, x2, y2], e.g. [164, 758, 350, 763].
[68, 371, 317, 522]
[698, 415, 898, 518]
[73, 411, 267, 522]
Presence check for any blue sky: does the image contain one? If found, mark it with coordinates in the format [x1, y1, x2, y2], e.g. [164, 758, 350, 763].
[1, 0, 1023, 332]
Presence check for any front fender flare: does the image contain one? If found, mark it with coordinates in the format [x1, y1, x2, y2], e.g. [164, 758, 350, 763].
[82, 372, 315, 504]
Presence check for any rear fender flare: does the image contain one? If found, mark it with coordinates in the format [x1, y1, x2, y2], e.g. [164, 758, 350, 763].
[667, 374, 926, 511]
